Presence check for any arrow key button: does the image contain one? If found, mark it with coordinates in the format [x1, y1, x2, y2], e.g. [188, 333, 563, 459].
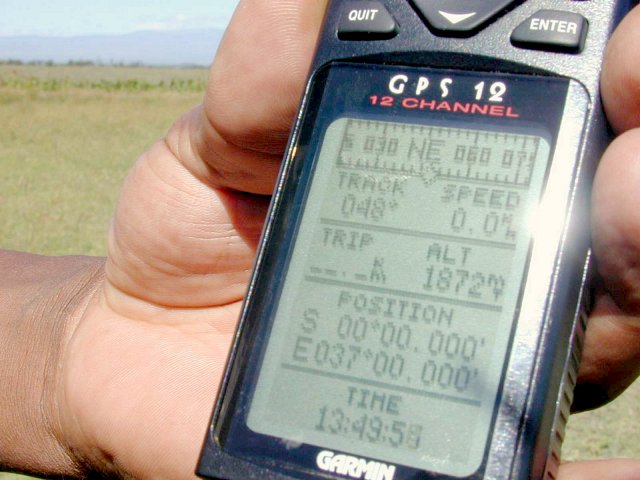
[411, 0, 520, 36]
[439, 11, 477, 25]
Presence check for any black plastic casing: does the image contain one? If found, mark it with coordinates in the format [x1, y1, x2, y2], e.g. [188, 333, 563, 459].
[198, 1, 634, 479]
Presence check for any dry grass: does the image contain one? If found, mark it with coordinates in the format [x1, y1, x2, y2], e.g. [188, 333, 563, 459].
[0, 64, 206, 256]
[564, 380, 640, 461]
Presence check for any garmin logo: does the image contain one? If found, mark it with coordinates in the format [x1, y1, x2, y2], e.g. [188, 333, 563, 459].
[316, 450, 396, 480]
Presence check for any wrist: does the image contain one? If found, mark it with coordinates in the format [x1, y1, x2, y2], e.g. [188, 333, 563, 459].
[0, 251, 104, 477]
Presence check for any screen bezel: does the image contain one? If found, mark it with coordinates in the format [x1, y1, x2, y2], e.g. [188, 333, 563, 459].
[208, 62, 586, 480]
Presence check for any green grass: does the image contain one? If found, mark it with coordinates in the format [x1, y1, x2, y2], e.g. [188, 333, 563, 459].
[0, 64, 207, 92]
[1, 65, 638, 478]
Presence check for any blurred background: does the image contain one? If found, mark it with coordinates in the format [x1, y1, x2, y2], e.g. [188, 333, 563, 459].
[0, 0, 638, 478]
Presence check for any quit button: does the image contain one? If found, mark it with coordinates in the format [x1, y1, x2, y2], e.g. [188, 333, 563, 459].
[511, 10, 588, 53]
[338, 1, 398, 40]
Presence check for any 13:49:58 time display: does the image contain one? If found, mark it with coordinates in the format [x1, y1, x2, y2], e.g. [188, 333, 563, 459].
[315, 406, 422, 450]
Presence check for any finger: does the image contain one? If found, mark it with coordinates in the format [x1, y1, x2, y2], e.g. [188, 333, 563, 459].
[592, 129, 640, 315]
[580, 128, 640, 410]
[559, 459, 640, 480]
[189, 0, 328, 194]
[601, 5, 640, 133]
[573, 291, 640, 411]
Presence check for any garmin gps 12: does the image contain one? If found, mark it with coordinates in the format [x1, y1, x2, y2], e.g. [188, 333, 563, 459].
[197, 1, 634, 479]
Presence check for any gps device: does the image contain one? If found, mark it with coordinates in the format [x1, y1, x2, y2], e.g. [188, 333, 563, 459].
[198, 1, 633, 479]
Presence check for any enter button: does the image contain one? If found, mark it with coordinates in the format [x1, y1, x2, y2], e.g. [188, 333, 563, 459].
[511, 10, 588, 53]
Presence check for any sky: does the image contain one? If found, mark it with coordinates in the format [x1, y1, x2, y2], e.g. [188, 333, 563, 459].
[0, 0, 240, 37]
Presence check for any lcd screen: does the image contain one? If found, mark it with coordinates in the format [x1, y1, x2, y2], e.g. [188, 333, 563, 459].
[246, 116, 551, 477]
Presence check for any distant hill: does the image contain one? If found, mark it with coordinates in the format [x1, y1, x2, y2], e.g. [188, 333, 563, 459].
[0, 28, 225, 67]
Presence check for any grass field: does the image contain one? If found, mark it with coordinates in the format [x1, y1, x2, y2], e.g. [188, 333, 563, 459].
[0, 64, 206, 256]
[1, 64, 639, 478]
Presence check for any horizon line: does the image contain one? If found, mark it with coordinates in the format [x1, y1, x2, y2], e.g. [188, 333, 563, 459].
[0, 25, 226, 40]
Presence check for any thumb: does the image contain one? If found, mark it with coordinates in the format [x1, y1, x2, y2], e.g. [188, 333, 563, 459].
[105, 0, 328, 310]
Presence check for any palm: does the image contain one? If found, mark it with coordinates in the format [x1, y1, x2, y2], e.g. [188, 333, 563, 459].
[62, 303, 233, 478]
[61, 119, 265, 478]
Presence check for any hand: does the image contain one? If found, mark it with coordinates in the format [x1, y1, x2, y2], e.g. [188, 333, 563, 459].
[3, 2, 640, 479]
[578, 4, 640, 410]
[51, 1, 327, 478]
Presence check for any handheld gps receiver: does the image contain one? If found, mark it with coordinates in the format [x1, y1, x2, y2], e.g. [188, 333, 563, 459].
[198, 1, 634, 479]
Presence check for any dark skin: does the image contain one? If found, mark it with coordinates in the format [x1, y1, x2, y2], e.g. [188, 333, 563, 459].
[1, 1, 640, 478]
